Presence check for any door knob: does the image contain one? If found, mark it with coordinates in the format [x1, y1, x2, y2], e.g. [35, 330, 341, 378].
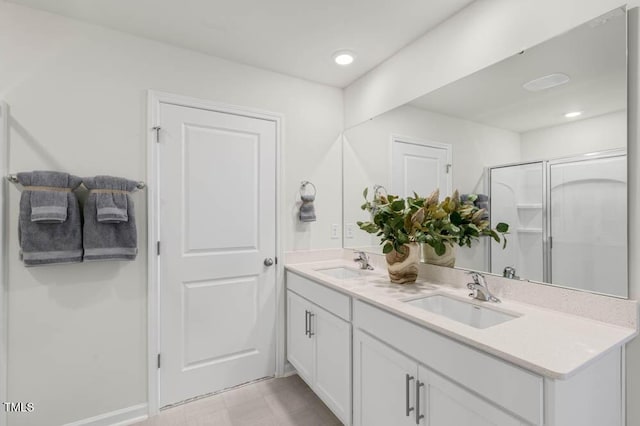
[264, 258, 274, 267]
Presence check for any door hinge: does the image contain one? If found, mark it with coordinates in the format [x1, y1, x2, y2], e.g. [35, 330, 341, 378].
[156, 241, 161, 256]
[157, 353, 161, 369]
[549, 236, 553, 249]
[152, 126, 161, 143]
[446, 164, 452, 174]
[275, 256, 278, 265]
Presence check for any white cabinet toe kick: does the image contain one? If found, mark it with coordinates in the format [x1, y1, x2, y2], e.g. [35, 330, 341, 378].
[285, 270, 625, 426]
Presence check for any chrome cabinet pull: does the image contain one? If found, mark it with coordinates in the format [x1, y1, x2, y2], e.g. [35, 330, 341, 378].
[415, 380, 425, 424]
[405, 374, 415, 416]
[304, 310, 309, 336]
[308, 312, 315, 338]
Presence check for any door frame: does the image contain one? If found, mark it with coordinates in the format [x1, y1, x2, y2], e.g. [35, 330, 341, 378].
[389, 134, 453, 196]
[146, 90, 285, 415]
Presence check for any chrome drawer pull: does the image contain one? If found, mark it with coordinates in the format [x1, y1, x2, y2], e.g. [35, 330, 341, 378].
[416, 380, 425, 424]
[405, 374, 415, 416]
[308, 312, 315, 338]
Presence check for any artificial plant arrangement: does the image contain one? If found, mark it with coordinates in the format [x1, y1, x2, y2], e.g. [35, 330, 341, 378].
[419, 189, 509, 255]
[357, 188, 509, 283]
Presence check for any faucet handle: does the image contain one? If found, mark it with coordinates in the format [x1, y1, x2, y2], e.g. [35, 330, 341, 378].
[465, 270, 483, 284]
[353, 251, 368, 260]
[467, 282, 478, 298]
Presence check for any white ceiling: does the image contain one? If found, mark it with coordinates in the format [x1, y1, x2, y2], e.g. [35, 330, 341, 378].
[6, 0, 474, 88]
[409, 9, 627, 133]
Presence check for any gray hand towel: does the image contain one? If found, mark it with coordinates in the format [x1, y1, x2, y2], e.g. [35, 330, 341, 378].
[84, 176, 137, 223]
[299, 194, 316, 222]
[83, 176, 138, 261]
[17, 171, 83, 266]
[461, 193, 489, 221]
[18, 171, 78, 223]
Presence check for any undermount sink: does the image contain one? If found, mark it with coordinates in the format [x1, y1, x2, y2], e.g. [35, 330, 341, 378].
[316, 267, 370, 280]
[405, 294, 518, 329]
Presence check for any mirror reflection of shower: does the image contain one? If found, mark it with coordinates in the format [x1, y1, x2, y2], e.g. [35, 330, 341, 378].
[489, 150, 627, 297]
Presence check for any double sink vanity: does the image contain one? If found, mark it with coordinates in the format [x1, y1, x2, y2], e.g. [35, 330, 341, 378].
[285, 252, 637, 426]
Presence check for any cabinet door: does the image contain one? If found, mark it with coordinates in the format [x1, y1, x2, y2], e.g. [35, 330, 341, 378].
[353, 330, 416, 426]
[287, 291, 314, 383]
[417, 365, 524, 426]
[314, 307, 351, 425]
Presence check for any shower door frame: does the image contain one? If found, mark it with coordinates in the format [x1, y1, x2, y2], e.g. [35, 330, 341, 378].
[488, 148, 627, 297]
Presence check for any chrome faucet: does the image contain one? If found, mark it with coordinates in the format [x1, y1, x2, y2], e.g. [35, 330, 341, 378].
[503, 266, 519, 280]
[354, 251, 374, 270]
[467, 271, 500, 303]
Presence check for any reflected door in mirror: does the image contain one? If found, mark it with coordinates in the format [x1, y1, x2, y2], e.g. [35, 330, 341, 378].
[391, 137, 452, 197]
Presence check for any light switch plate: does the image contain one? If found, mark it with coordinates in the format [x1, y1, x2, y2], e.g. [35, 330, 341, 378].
[331, 224, 340, 239]
[345, 223, 355, 239]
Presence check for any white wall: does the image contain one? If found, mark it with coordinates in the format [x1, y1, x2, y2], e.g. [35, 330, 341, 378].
[343, 104, 521, 271]
[520, 110, 627, 161]
[0, 2, 343, 425]
[344, 0, 629, 128]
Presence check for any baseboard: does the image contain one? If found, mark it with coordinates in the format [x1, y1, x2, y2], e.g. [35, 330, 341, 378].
[63, 403, 148, 426]
[282, 361, 297, 377]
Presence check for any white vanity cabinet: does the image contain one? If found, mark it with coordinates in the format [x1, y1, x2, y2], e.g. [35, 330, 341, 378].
[286, 272, 352, 425]
[353, 299, 623, 426]
[353, 330, 417, 426]
[286, 268, 625, 426]
[353, 330, 524, 426]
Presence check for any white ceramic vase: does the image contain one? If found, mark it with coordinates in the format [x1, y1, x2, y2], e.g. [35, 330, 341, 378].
[422, 243, 457, 268]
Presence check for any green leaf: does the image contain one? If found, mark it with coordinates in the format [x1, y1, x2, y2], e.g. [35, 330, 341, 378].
[397, 231, 408, 245]
[496, 222, 509, 233]
[363, 187, 369, 199]
[391, 199, 405, 211]
[434, 240, 446, 256]
[382, 242, 393, 254]
[450, 211, 463, 226]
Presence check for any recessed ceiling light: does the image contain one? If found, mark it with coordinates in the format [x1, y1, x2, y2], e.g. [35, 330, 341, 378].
[564, 111, 582, 118]
[333, 51, 355, 66]
[522, 73, 570, 92]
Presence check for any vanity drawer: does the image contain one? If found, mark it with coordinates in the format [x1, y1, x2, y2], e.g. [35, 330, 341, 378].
[286, 272, 351, 321]
[354, 300, 543, 425]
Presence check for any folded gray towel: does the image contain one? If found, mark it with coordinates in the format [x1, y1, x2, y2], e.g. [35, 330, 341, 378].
[83, 176, 138, 261]
[19, 171, 77, 223]
[461, 193, 489, 221]
[83, 176, 137, 223]
[299, 194, 316, 222]
[17, 171, 83, 266]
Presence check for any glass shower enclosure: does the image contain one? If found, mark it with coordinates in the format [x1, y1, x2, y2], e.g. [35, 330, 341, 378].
[489, 151, 627, 297]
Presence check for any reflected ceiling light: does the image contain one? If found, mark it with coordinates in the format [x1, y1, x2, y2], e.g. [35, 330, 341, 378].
[564, 111, 582, 118]
[522, 73, 570, 92]
[333, 50, 355, 66]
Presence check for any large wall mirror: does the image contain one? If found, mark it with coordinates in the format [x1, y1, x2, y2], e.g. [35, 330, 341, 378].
[342, 7, 628, 298]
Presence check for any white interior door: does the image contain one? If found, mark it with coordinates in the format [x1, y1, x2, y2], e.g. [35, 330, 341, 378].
[158, 102, 277, 406]
[391, 136, 452, 198]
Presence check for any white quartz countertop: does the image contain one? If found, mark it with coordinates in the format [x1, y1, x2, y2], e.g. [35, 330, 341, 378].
[285, 259, 638, 380]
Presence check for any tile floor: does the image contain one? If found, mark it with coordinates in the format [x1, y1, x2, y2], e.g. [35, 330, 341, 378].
[134, 374, 343, 426]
